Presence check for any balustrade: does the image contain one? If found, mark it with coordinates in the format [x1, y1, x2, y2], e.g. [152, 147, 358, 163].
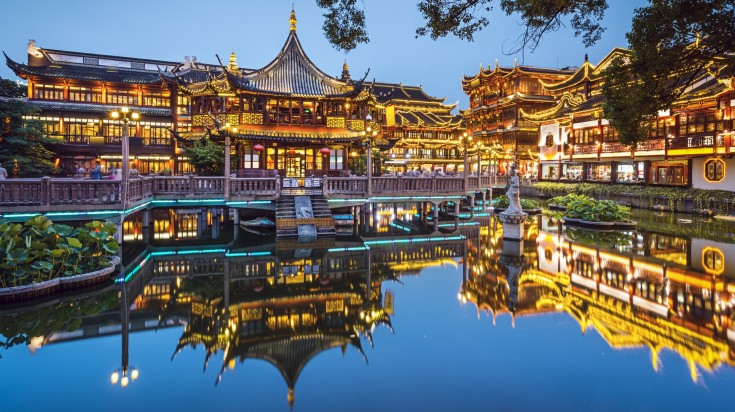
[324, 177, 367, 196]
[1, 174, 476, 210]
[0, 179, 43, 205]
[50, 180, 120, 205]
[669, 135, 714, 150]
[230, 178, 279, 196]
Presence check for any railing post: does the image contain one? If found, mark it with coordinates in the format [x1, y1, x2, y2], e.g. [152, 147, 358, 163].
[189, 175, 196, 195]
[41, 176, 50, 206]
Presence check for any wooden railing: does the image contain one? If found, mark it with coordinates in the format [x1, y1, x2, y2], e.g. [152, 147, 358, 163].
[1, 174, 491, 211]
[230, 177, 279, 197]
[324, 177, 367, 196]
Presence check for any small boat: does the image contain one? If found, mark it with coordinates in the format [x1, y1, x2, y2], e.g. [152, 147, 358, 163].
[240, 217, 276, 229]
[332, 214, 354, 226]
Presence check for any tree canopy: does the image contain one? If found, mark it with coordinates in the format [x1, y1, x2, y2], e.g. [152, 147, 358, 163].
[318, 0, 609, 53]
[0, 88, 60, 177]
[182, 139, 225, 176]
[0, 78, 26, 98]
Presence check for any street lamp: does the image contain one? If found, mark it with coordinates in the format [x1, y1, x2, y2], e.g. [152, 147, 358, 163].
[222, 123, 238, 199]
[110, 107, 140, 208]
[110, 283, 139, 388]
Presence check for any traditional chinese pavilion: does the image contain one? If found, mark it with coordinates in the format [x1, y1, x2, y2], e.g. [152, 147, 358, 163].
[462, 60, 574, 175]
[5, 7, 465, 178]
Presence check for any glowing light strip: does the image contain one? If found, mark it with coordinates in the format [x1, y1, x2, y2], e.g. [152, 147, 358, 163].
[225, 251, 272, 257]
[389, 222, 412, 232]
[327, 246, 370, 252]
[226, 200, 272, 206]
[364, 235, 465, 246]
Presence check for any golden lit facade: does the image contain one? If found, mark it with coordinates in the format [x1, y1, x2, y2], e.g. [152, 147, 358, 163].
[5, 8, 464, 178]
[460, 216, 735, 381]
[527, 50, 735, 189]
[462, 61, 574, 175]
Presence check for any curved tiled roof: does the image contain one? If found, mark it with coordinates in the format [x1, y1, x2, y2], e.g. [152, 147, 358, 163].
[230, 32, 358, 97]
[394, 110, 464, 129]
[5, 52, 162, 85]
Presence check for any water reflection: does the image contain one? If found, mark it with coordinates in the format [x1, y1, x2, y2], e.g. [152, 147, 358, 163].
[1, 205, 735, 409]
[462, 213, 735, 382]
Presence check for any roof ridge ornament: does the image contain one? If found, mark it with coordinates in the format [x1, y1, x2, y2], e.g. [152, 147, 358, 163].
[290, 5, 297, 31]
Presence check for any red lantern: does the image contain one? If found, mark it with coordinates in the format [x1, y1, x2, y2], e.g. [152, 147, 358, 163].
[320, 147, 331, 155]
[253, 144, 264, 152]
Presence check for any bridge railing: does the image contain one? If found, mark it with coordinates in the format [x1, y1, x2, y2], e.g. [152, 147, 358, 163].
[50, 179, 121, 205]
[230, 177, 279, 197]
[324, 176, 367, 196]
[0, 178, 44, 205]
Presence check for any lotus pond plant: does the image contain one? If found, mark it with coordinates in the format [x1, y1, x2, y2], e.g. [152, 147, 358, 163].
[0, 216, 119, 288]
[492, 195, 540, 210]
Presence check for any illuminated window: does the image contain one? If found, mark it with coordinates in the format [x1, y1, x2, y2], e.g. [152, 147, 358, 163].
[702, 247, 724, 274]
[704, 158, 725, 182]
[242, 146, 260, 169]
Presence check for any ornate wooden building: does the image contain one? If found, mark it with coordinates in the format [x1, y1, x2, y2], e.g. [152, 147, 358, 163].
[461, 61, 574, 175]
[527, 49, 734, 190]
[5, 7, 465, 178]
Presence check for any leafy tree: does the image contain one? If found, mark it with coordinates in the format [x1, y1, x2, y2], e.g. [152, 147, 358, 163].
[0, 77, 26, 98]
[603, 0, 735, 146]
[183, 138, 225, 176]
[317, 0, 609, 53]
[0, 98, 60, 177]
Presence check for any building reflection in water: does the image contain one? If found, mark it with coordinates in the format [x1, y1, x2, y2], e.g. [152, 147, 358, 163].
[2, 205, 735, 406]
[461, 214, 735, 382]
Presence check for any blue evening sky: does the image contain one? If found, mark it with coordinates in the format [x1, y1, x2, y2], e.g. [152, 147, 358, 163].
[0, 0, 646, 111]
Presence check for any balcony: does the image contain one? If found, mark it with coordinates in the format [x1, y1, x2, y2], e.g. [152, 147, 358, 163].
[58, 135, 172, 147]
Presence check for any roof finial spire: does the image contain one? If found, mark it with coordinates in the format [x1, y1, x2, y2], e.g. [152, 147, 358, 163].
[584, 53, 588, 62]
[341, 59, 351, 82]
[495, 58, 499, 69]
[290, 4, 297, 31]
[514, 57, 518, 68]
[228, 49, 239, 73]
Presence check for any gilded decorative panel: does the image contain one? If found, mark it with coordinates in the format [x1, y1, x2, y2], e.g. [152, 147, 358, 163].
[346, 119, 365, 131]
[227, 114, 239, 126]
[241, 112, 264, 125]
[326, 116, 345, 128]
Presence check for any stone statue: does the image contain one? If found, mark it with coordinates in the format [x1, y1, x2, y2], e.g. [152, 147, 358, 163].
[505, 162, 523, 215]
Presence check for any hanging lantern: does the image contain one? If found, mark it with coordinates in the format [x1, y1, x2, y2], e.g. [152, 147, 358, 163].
[320, 147, 331, 155]
[253, 144, 264, 152]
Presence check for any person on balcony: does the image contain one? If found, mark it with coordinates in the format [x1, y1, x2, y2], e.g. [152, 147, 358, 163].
[90, 161, 102, 180]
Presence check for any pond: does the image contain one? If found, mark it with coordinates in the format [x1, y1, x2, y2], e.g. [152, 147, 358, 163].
[1, 205, 734, 412]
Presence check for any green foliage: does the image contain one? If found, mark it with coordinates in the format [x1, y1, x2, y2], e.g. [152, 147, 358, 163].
[563, 196, 631, 223]
[316, 0, 369, 52]
[534, 182, 735, 215]
[0, 217, 118, 288]
[549, 193, 593, 207]
[0, 289, 119, 354]
[0, 77, 26, 98]
[565, 227, 633, 249]
[603, 1, 735, 145]
[318, 0, 609, 52]
[183, 139, 225, 176]
[349, 150, 386, 175]
[0, 98, 60, 177]
[492, 194, 539, 209]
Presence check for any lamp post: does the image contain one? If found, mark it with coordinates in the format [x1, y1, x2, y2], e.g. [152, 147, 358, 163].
[222, 123, 237, 200]
[460, 132, 471, 189]
[364, 113, 378, 198]
[110, 107, 139, 208]
[110, 284, 139, 388]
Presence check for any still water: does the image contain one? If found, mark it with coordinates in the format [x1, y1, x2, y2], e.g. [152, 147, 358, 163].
[1, 205, 735, 411]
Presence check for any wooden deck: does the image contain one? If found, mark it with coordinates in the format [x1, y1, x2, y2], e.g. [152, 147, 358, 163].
[0, 175, 502, 215]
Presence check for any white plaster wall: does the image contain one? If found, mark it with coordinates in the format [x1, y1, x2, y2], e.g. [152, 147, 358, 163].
[691, 157, 735, 191]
